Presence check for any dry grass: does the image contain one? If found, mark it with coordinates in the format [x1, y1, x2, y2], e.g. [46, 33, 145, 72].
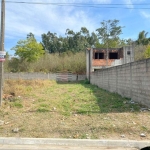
[5, 52, 86, 74]
[0, 79, 150, 140]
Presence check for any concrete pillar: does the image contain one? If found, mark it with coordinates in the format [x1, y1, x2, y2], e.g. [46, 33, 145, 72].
[130, 63, 133, 98]
[123, 45, 135, 64]
[86, 48, 93, 81]
[86, 49, 90, 80]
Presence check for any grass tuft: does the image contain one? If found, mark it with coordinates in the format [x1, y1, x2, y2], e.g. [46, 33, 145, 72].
[36, 108, 49, 112]
[11, 102, 23, 108]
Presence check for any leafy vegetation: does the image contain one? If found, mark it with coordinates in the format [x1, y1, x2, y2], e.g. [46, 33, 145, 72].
[134, 45, 147, 61]
[5, 19, 150, 73]
[135, 44, 150, 61]
[96, 19, 124, 48]
[5, 52, 86, 73]
[134, 30, 150, 60]
[11, 36, 44, 63]
[136, 30, 150, 45]
[145, 45, 150, 58]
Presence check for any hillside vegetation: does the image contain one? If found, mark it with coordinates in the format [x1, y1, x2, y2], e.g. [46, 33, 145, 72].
[4, 52, 86, 74]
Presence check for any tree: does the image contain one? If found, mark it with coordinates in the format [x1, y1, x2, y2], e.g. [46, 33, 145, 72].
[96, 19, 123, 66]
[80, 27, 89, 38]
[87, 32, 98, 47]
[136, 30, 150, 45]
[11, 36, 44, 63]
[96, 19, 123, 47]
[41, 27, 99, 54]
[5, 52, 10, 60]
[27, 32, 35, 39]
[42, 32, 60, 53]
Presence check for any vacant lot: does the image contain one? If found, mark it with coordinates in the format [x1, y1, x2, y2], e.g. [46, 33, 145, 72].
[0, 79, 150, 140]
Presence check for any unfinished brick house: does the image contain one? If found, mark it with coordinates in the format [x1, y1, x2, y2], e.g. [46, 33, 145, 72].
[93, 48, 123, 69]
[86, 46, 134, 79]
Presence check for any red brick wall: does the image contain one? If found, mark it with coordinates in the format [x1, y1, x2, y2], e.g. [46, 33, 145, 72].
[92, 48, 123, 67]
[92, 59, 114, 66]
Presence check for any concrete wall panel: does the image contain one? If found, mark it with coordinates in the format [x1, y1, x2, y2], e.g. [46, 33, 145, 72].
[90, 58, 150, 107]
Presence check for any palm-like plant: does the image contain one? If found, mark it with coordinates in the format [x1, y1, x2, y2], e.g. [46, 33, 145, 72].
[136, 30, 150, 45]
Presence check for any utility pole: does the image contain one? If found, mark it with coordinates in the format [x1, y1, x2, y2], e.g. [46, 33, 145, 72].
[0, 0, 5, 106]
[106, 21, 108, 67]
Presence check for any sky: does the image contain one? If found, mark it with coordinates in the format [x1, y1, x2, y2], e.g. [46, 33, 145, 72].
[1, 0, 150, 55]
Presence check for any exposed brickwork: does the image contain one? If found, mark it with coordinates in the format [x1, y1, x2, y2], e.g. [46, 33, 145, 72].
[92, 48, 123, 67]
[92, 59, 114, 66]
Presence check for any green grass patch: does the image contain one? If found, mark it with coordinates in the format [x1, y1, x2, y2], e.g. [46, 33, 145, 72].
[38, 99, 46, 103]
[1, 79, 148, 139]
[36, 107, 49, 112]
[11, 102, 23, 108]
[39, 103, 49, 108]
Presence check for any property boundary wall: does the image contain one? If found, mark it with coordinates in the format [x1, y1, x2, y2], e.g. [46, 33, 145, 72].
[4, 72, 86, 81]
[91, 58, 150, 107]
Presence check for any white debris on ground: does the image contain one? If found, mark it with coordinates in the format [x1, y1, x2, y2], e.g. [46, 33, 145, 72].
[140, 133, 146, 137]
[0, 120, 4, 126]
[12, 128, 19, 133]
[125, 99, 150, 112]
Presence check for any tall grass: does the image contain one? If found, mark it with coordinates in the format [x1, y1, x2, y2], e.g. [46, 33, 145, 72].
[5, 52, 86, 74]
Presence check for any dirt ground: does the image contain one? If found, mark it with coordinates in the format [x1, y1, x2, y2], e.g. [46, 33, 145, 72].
[0, 79, 150, 140]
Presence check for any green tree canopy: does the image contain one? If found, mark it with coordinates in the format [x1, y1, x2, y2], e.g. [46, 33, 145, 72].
[136, 30, 150, 45]
[41, 27, 99, 54]
[11, 35, 44, 63]
[96, 19, 123, 48]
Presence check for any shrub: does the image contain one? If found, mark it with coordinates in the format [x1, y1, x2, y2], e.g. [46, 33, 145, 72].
[5, 52, 86, 74]
[145, 45, 150, 58]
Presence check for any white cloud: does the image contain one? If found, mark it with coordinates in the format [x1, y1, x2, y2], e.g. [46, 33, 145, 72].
[5, 0, 102, 40]
[123, 0, 146, 9]
[4, 0, 106, 53]
[123, 0, 134, 9]
[45, 0, 112, 3]
[140, 11, 150, 18]
[92, 0, 111, 3]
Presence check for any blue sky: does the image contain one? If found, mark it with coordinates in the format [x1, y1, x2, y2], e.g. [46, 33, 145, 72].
[2, 0, 150, 55]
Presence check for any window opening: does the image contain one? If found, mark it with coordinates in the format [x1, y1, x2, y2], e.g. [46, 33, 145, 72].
[127, 51, 131, 55]
[141, 146, 150, 150]
[94, 52, 104, 59]
[109, 52, 118, 59]
[95, 53, 99, 59]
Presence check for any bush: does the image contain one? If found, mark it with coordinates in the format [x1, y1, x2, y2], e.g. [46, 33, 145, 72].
[134, 45, 147, 61]
[5, 52, 86, 74]
[145, 45, 150, 58]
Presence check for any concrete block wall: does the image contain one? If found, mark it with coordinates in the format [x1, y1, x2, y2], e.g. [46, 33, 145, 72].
[4, 73, 86, 81]
[90, 58, 150, 107]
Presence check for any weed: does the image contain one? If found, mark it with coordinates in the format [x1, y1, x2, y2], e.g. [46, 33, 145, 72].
[37, 99, 46, 102]
[11, 102, 23, 108]
[62, 111, 71, 116]
[80, 134, 87, 139]
[26, 86, 33, 92]
[36, 108, 49, 112]
[39, 103, 49, 108]
[80, 79, 90, 84]
[141, 126, 148, 131]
